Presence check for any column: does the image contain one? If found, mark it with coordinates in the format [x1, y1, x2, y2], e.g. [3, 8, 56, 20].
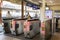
[0, 0, 2, 23]
[21, 0, 24, 19]
[52, 10, 55, 34]
[40, 0, 46, 40]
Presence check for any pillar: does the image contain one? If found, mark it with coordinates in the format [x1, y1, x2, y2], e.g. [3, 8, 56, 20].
[52, 10, 55, 34]
[40, 0, 46, 40]
[21, 0, 24, 19]
[0, 0, 2, 23]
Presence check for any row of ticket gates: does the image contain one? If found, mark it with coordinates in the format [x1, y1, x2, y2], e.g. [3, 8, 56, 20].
[3, 18, 40, 38]
[3, 18, 53, 39]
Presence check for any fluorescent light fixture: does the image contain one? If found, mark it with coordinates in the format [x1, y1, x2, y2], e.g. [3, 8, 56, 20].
[2, 1, 21, 9]
[46, 6, 49, 10]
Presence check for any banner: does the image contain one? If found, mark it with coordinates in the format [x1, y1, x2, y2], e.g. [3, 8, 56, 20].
[26, 1, 40, 9]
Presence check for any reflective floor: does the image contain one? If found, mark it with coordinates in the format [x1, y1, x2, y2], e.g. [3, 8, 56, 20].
[0, 33, 40, 40]
[0, 35, 20, 40]
[51, 32, 60, 40]
[0, 32, 60, 40]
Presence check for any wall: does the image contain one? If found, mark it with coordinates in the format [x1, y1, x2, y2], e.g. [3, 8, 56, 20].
[2, 9, 21, 18]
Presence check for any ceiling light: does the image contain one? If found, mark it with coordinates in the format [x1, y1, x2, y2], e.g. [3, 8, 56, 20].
[46, 6, 49, 10]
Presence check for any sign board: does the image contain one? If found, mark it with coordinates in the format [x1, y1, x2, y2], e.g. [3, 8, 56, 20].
[26, 2, 40, 9]
[45, 10, 52, 19]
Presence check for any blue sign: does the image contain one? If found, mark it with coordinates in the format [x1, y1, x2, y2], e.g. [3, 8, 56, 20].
[26, 2, 32, 7]
[45, 10, 52, 19]
[26, 2, 40, 9]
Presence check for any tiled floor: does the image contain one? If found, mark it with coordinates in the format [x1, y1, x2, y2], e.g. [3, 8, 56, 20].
[1, 32, 60, 40]
[6, 34, 40, 40]
[0, 35, 20, 40]
[51, 32, 60, 40]
[0, 33, 40, 40]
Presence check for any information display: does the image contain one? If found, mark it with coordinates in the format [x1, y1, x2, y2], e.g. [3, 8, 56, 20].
[26, 1, 40, 9]
[45, 10, 52, 19]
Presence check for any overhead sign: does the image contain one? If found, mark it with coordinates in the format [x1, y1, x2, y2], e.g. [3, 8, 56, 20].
[26, 2, 40, 9]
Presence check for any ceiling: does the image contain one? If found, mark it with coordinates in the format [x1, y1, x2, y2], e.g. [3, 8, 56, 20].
[3, 0, 60, 6]
[28, 0, 60, 6]
[27, 0, 60, 10]
[2, 0, 60, 10]
[3, 0, 21, 4]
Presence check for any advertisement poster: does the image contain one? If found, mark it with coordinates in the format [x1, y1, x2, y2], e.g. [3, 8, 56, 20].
[45, 10, 52, 19]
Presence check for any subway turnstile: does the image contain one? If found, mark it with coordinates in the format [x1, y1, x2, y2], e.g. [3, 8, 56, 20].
[56, 18, 60, 32]
[11, 19, 24, 36]
[3, 20, 11, 33]
[45, 19, 52, 40]
[24, 20, 40, 38]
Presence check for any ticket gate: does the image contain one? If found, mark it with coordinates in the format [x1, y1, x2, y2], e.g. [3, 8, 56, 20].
[3, 20, 11, 33]
[24, 20, 40, 38]
[56, 18, 60, 32]
[45, 19, 52, 40]
[11, 20, 24, 36]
